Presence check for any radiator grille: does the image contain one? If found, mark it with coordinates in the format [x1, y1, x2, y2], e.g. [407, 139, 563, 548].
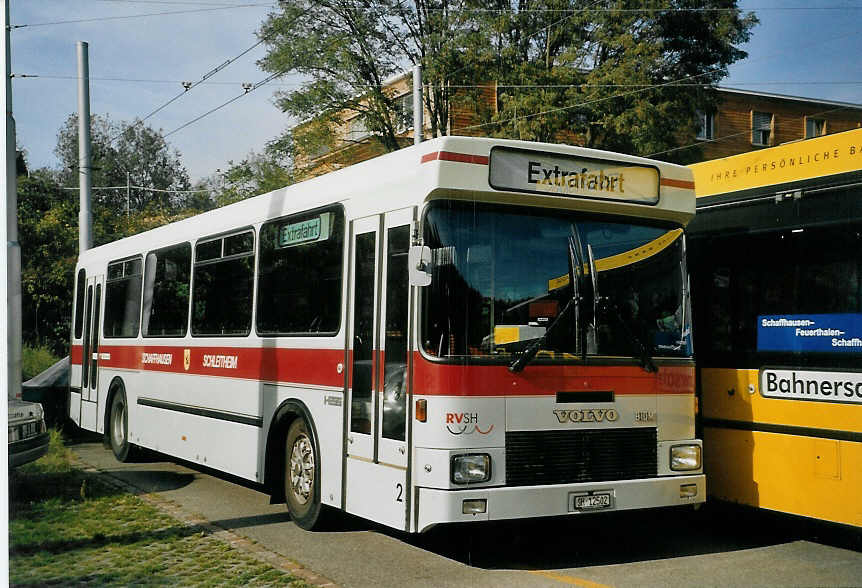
[505, 428, 657, 487]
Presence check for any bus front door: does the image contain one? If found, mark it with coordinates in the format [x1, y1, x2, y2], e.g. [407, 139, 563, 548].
[79, 274, 104, 431]
[345, 209, 413, 530]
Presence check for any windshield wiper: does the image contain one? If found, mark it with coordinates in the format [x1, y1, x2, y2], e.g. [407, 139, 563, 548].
[604, 301, 658, 373]
[509, 236, 582, 373]
[586, 244, 656, 373]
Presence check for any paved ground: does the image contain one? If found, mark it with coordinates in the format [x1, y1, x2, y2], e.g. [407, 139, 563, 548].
[71, 439, 862, 588]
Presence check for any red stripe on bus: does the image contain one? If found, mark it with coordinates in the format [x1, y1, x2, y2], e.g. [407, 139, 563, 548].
[70, 344, 345, 388]
[69, 345, 692, 396]
[412, 353, 694, 396]
[421, 151, 490, 165]
[660, 177, 695, 190]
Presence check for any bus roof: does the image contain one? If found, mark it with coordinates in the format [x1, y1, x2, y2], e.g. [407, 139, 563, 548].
[689, 127, 862, 199]
[77, 136, 695, 267]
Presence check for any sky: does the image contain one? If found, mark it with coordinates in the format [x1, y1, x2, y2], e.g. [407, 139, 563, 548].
[8, 0, 862, 183]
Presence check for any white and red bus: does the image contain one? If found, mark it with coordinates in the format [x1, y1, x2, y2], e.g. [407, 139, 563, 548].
[69, 136, 703, 532]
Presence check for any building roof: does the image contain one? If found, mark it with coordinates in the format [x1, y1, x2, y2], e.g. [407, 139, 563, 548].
[716, 86, 862, 111]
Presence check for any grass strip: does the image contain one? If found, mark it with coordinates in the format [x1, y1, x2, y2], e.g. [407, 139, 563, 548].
[9, 431, 312, 587]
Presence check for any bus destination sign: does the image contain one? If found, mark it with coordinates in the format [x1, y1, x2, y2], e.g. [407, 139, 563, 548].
[489, 147, 660, 204]
[757, 313, 862, 353]
[278, 213, 332, 248]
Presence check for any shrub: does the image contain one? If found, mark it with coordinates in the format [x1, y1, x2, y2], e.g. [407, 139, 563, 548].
[21, 344, 59, 381]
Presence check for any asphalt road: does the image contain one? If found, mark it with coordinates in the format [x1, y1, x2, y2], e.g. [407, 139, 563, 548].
[70, 439, 861, 588]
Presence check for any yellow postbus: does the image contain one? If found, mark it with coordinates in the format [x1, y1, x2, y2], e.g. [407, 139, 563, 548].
[688, 128, 862, 528]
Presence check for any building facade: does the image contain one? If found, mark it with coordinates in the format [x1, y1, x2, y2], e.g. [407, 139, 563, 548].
[298, 82, 862, 177]
[695, 88, 862, 161]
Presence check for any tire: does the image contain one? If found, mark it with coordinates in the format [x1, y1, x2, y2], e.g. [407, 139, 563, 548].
[284, 418, 322, 530]
[108, 387, 132, 462]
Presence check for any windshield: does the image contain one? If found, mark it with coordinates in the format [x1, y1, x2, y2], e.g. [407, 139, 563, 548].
[421, 201, 692, 362]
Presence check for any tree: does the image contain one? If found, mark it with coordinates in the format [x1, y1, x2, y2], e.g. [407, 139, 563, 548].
[17, 169, 78, 355]
[204, 143, 293, 207]
[464, 0, 757, 162]
[259, 0, 756, 165]
[258, 0, 476, 159]
[54, 113, 197, 217]
[16, 116, 207, 354]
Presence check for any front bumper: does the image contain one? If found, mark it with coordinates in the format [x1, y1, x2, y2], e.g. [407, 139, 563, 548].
[416, 474, 705, 532]
[9, 431, 51, 468]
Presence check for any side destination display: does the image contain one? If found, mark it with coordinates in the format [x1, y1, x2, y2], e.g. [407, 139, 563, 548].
[757, 313, 862, 353]
[761, 368, 862, 405]
[489, 147, 660, 204]
[278, 212, 332, 248]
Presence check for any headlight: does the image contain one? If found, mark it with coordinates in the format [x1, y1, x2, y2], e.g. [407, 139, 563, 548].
[451, 454, 491, 484]
[670, 444, 702, 471]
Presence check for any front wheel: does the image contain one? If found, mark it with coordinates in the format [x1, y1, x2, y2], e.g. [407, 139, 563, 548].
[109, 387, 132, 462]
[284, 418, 322, 530]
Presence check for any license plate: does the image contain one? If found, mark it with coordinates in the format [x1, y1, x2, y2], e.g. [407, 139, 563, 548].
[569, 491, 613, 511]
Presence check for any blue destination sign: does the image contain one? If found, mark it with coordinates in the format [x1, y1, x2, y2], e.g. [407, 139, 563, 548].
[757, 313, 862, 353]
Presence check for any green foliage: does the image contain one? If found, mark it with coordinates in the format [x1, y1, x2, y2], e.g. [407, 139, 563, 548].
[260, 1, 755, 165]
[17, 117, 209, 356]
[258, 0, 476, 160]
[21, 345, 60, 381]
[17, 172, 79, 355]
[54, 113, 200, 217]
[204, 142, 293, 206]
[465, 0, 758, 163]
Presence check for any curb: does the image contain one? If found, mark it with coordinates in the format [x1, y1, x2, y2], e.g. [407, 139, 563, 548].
[71, 452, 339, 588]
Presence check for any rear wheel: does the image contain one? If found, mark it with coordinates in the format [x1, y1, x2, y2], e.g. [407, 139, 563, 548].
[284, 418, 322, 530]
[109, 388, 132, 462]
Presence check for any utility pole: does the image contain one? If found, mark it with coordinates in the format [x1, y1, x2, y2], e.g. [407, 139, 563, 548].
[77, 41, 93, 252]
[126, 171, 130, 217]
[4, 0, 22, 400]
[413, 64, 423, 145]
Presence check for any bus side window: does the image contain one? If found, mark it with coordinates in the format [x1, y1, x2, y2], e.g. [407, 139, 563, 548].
[143, 243, 191, 337]
[74, 268, 86, 340]
[192, 230, 255, 336]
[104, 257, 143, 338]
[257, 207, 345, 336]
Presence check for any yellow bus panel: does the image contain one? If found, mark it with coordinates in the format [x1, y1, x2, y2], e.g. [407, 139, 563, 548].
[690, 127, 862, 198]
[704, 426, 862, 527]
[701, 368, 862, 433]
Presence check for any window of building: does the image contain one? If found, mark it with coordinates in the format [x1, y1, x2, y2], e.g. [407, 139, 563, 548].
[104, 256, 143, 338]
[74, 268, 86, 339]
[695, 110, 715, 141]
[142, 242, 191, 337]
[393, 93, 414, 134]
[346, 116, 370, 142]
[192, 230, 255, 336]
[257, 206, 344, 335]
[752, 111, 773, 146]
[805, 117, 826, 139]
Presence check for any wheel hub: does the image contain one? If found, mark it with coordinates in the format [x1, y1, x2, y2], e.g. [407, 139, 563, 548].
[289, 434, 314, 505]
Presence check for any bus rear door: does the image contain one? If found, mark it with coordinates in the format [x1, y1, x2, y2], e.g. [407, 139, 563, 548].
[79, 273, 104, 431]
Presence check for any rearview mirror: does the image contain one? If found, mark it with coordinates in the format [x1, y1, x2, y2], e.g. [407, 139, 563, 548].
[408, 245, 432, 287]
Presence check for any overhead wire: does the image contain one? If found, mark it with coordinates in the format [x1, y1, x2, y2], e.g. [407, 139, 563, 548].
[9, 3, 273, 29]
[12, 74, 862, 89]
[61, 185, 210, 193]
[106, 37, 266, 144]
[157, 5, 314, 138]
[163, 71, 281, 138]
[15, 4, 862, 29]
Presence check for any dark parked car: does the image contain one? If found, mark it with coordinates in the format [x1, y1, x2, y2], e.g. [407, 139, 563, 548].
[21, 356, 69, 427]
